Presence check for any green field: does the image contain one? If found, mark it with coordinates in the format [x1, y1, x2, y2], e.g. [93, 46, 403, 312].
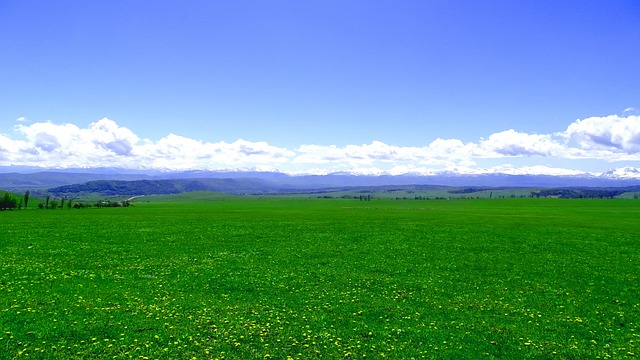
[1, 196, 639, 359]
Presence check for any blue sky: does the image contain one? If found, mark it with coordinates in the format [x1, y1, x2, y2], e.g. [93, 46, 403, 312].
[1, 1, 639, 174]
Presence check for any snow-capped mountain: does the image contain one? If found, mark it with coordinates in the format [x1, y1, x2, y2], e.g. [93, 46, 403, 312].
[297, 165, 597, 178]
[600, 166, 640, 179]
[2, 166, 640, 192]
[307, 166, 640, 180]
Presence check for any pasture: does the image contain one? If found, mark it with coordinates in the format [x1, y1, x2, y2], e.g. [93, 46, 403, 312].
[1, 196, 639, 358]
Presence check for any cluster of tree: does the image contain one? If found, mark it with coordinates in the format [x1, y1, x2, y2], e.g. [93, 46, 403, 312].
[405, 195, 523, 200]
[410, 196, 449, 200]
[0, 192, 19, 210]
[447, 187, 484, 194]
[0, 189, 133, 210]
[36, 194, 69, 209]
[531, 189, 626, 199]
[316, 194, 377, 200]
[94, 200, 131, 208]
[0, 190, 33, 210]
[37, 199, 131, 209]
[447, 187, 509, 195]
[396, 195, 450, 200]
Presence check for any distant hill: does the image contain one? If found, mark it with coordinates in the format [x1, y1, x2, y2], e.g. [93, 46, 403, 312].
[0, 172, 153, 191]
[47, 178, 284, 196]
[2, 167, 640, 196]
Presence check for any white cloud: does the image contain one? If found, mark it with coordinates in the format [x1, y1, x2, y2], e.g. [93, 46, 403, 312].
[89, 118, 140, 156]
[292, 132, 566, 170]
[16, 116, 27, 122]
[566, 115, 640, 154]
[293, 140, 473, 168]
[478, 129, 566, 157]
[0, 134, 29, 159]
[2, 113, 639, 172]
[293, 141, 416, 165]
[4, 118, 295, 170]
[137, 136, 294, 170]
[427, 138, 478, 164]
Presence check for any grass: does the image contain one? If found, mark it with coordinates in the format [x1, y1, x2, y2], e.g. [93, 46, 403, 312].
[1, 197, 639, 358]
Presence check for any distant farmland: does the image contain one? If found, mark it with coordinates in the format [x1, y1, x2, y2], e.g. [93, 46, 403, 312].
[1, 196, 639, 358]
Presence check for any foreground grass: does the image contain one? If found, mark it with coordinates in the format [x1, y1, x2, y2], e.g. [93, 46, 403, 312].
[1, 198, 639, 359]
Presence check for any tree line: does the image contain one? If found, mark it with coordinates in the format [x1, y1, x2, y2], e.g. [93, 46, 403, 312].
[0, 192, 20, 210]
[530, 189, 627, 199]
[0, 190, 131, 210]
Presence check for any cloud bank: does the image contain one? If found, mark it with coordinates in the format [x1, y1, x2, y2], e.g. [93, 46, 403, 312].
[1, 115, 639, 173]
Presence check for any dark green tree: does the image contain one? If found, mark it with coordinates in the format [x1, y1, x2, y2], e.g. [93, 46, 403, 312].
[0, 192, 17, 210]
[24, 190, 30, 208]
[45, 195, 50, 209]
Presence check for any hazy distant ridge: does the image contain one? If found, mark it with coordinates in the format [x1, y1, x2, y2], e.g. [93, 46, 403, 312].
[47, 178, 283, 196]
[3, 166, 640, 195]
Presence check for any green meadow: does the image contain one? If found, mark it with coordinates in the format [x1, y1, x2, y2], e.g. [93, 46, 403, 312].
[1, 195, 639, 359]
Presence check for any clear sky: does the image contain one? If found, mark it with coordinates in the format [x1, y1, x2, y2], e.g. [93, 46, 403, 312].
[1, 1, 639, 175]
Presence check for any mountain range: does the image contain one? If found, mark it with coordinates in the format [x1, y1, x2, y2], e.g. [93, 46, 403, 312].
[1, 166, 640, 196]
